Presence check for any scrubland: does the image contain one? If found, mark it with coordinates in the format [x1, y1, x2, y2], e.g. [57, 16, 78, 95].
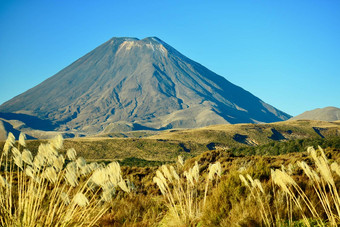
[1, 130, 340, 226]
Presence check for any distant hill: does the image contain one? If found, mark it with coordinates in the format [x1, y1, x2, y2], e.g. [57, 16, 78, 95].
[291, 107, 340, 121]
[0, 37, 290, 136]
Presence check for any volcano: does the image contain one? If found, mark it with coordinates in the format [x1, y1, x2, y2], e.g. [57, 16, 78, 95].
[0, 37, 291, 134]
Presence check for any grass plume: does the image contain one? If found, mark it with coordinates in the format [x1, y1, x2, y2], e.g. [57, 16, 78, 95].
[0, 133, 131, 226]
[153, 157, 221, 226]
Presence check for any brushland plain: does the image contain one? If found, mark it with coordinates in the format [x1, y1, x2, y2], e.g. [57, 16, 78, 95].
[1, 119, 337, 163]
[1, 119, 340, 226]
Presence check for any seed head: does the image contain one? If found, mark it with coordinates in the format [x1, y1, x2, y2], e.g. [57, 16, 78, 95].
[102, 181, 115, 192]
[192, 161, 200, 183]
[22, 149, 33, 165]
[107, 162, 122, 186]
[12, 147, 21, 158]
[73, 193, 89, 207]
[107, 161, 121, 172]
[42, 166, 58, 183]
[50, 134, 63, 150]
[60, 192, 70, 205]
[317, 158, 333, 185]
[25, 166, 35, 179]
[178, 155, 184, 166]
[3, 132, 15, 155]
[239, 174, 249, 187]
[318, 146, 328, 162]
[66, 148, 77, 161]
[65, 171, 78, 187]
[118, 180, 130, 193]
[91, 167, 109, 187]
[101, 189, 114, 202]
[271, 169, 295, 194]
[184, 170, 194, 186]
[65, 162, 78, 187]
[66, 161, 77, 173]
[161, 165, 173, 182]
[246, 174, 255, 188]
[156, 170, 167, 186]
[53, 155, 65, 172]
[7, 132, 15, 143]
[37, 144, 47, 158]
[0, 175, 10, 188]
[80, 164, 91, 176]
[153, 176, 166, 195]
[19, 132, 26, 147]
[3, 143, 11, 156]
[307, 146, 317, 161]
[312, 170, 321, 183]
[170, 166, 179, 181]
[76, 157, 86, 168]
[33, 153, 45, 170]
[331, 162, 340, 177]
[254, 179, 264, 193]
[13, 153, 23, 169]
[309, 147, 334, 185]
[298, 161, 314, 180]
[208, 162, 222, 181]
[88, 162, 99, 171]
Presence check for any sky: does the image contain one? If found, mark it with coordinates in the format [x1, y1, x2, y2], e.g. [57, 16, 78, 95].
[0, 0, 339, 116]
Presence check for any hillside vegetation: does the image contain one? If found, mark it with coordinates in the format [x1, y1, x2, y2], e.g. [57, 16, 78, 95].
[1, 131, 340, 226]
[1, 120, 339, 165]
[150, 120, 339, 145]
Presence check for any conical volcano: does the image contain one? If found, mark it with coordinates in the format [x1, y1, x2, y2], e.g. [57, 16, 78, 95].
[0, 37, 291, 134]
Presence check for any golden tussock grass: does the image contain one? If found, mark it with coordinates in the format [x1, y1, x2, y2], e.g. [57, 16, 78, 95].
[236, 145, 340, 226]
[2, 132, 340, 226]
[0, 132, 131, 226]
[152, 156, 221, 226]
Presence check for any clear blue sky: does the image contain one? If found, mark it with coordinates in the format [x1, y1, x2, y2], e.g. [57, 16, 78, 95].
[0, 0, 339, 116]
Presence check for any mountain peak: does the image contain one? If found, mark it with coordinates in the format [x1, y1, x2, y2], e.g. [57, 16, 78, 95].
[0, 37, 291, 134]
[108, 37, 165, 45]
[141, 37, 164, 43]
[110, 37, 139, 41]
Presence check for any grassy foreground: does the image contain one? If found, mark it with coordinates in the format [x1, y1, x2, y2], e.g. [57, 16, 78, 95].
[1, 132, 340, 226]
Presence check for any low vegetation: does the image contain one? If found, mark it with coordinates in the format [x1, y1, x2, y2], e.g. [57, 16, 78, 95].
[0, 133, 131, 226]
[153, 157, 221, 226]
[231, 136, 340, 156]
[1, 131, 340, 226]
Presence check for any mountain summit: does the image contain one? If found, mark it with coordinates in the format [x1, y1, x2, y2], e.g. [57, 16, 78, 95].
[0, 37, 290, 134]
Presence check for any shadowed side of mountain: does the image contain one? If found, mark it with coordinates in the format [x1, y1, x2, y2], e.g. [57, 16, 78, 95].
[0, 119, 36, 140]
[0, 112, 57, 131]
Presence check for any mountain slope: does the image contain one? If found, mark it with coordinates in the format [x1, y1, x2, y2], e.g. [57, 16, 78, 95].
[0, 37, 290, 134]
[291, 107, 340, 122]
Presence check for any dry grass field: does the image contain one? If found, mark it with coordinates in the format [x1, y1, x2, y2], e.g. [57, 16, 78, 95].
[1, 120, 340, 226]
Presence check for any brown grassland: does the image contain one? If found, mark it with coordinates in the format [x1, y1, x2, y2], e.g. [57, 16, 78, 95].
[1, 120, 340, 226]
